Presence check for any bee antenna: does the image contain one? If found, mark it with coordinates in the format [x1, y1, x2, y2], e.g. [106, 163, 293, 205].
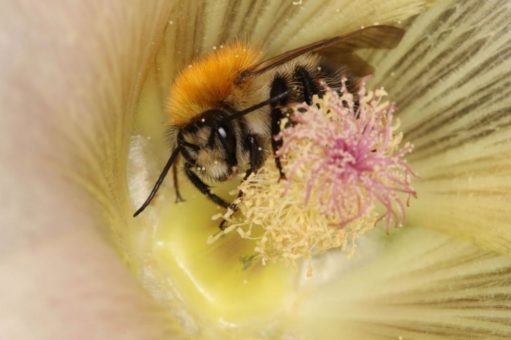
[133, 146, 182, 217]
[223, 91, 290, 122]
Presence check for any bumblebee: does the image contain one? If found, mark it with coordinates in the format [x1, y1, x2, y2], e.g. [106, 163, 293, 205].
[133, 25, 404, 217]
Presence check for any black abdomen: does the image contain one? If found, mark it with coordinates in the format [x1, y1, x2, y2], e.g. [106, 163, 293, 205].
[267, 60, 344, 177]
[273, 60, 347, 106]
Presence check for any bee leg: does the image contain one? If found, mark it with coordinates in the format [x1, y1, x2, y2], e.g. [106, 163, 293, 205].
[219, 134, 264, 230]
[184, 163, 229, 209]
[271, 107, 286, 180]
[172, 164, 185, 203]
[270, 76, 289, 180]
[294, 66, 319, 105]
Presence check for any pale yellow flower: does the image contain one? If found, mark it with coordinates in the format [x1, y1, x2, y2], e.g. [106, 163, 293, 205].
[2, 0, 511, 339]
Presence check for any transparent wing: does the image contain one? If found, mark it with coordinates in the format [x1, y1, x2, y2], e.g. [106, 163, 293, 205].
[236, 25, 404, 83]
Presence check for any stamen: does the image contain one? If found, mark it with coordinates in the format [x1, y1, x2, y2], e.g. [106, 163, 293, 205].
[212, 80, 416, 271]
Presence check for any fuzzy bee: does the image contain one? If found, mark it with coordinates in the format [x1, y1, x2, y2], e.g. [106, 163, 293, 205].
[133, 25, 404, 218]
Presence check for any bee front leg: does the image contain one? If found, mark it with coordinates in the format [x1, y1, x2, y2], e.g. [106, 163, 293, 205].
[184, 163, 229, 209]
[219, 134, 263, 230]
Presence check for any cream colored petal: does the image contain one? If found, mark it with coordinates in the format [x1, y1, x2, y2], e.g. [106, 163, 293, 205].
[290, 227, 511, 339]
[368, 0, 511, 254]
[209, 0, 435, 53]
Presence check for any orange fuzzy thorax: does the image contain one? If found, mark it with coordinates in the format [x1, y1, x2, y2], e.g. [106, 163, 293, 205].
[167, 43, 262, 126]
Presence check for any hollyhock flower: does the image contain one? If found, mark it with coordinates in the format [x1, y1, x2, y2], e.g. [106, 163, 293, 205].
[3, 0, 511, 339]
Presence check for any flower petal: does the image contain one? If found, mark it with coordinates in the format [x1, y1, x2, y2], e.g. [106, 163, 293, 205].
[368, 0, 511, 254]
[290, 227, 511, 338]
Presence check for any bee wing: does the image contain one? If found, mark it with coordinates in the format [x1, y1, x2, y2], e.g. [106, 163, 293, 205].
[322, 52, 375, 78]
[236, 25, 404, 83]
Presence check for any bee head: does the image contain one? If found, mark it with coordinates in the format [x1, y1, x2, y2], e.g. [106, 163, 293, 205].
[178, 109, 239, 182]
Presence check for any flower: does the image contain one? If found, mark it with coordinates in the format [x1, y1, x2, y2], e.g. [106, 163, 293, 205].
[3, 0, 511, 339]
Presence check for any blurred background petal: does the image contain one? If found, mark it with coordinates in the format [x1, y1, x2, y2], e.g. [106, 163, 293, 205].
[0, 1, 183, 338]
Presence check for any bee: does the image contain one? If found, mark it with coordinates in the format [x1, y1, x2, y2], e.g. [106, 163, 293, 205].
[133, 25, 404, 218]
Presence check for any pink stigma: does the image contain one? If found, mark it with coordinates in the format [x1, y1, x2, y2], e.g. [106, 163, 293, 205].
[277, 82, 416, 231]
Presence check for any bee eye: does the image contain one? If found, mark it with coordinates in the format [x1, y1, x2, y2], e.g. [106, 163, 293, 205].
[217, 126, 227, 139]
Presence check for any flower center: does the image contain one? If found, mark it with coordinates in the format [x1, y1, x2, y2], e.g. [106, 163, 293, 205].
[328, 138, 374, 174]
[215, 82, 417, 270]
